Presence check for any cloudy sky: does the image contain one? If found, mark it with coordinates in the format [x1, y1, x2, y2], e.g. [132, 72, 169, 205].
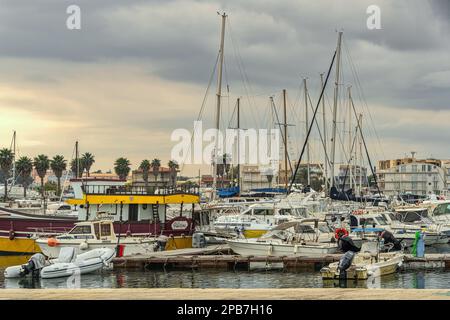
[0, 0, 449, 176]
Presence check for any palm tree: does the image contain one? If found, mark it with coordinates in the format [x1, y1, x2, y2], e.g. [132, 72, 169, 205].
[50, 155, 67, 196]
[0, 148, 14, 201]
[81, 152, 95, 177]
[34, 154, 50, 197]
[139, 159, 151, 188]
[15, 156, 33, 198]
[70, 158, 82, 178]
[114, 157, 131, 180]
[151, 158, 161, 182]
[168, 160, 179, 187]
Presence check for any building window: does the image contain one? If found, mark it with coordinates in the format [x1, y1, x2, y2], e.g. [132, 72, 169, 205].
[412, 165, 417, 173]
[428, 165, 432, 172]
[422, 165, 426, 172]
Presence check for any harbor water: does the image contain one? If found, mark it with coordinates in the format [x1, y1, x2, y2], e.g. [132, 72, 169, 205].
[1, 244, 450, 290]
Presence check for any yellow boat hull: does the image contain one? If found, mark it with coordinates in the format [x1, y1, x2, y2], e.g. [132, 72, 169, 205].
[243, 229, 268, 239]
[0, 237, 41, 256]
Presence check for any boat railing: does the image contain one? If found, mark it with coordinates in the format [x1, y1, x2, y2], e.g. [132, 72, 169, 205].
[26, 226, 73, 235]
[81, 184, 200, 196]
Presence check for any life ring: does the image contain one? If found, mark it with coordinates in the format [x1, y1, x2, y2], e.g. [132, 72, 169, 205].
[47, 237, 60, 247]
[9, 230, 15, 240]
[335, 228, 349, 239]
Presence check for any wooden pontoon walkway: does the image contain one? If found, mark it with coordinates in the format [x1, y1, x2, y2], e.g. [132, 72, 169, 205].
[113, 249, 450, 271]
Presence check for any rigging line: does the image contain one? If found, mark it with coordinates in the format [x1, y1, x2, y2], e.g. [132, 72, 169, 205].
[179, 52, 220, 173]
[343, 38, 386, 160]
[270, 97, 293, 176]
[350, 92, 382, 196]
[222, 54, 231, 132]
[340, 125, 360, 194]
[59, 143, 77, 204]
[227, 19, 262, 129]
[289, 50, 336, 192]
[227, 99, 238, 129]
[306, 89, 331, 171]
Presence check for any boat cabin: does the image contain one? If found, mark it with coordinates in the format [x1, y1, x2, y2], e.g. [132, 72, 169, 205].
[57, 220, 117, 241]
[66, 178, 200, 223]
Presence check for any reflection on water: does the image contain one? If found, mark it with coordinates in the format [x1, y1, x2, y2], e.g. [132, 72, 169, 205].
[1, 247, 450, 290]
[1, 267, 450, 290]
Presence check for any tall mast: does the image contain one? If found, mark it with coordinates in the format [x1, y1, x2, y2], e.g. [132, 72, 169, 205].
[283, 89, 288, 192]
[348, 86, 352, 191]
[303, 78, 311, 186]
[330, 31, 343, 188]
[12, 131, 16, 185]
[75, 141, 79, 178]
[320, 73, 328, 192]
[358, 113, 363, 195]
[212, 12, 227, 200]
[237, 97, 241, 195]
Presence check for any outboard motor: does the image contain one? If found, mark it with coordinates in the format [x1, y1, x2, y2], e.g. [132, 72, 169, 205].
[4, 253, 47, 278]
[337, 251, 356, 279]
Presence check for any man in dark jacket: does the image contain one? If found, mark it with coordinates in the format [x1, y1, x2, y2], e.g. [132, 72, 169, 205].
[337, 232, 361, 253]
[379, 230, 403, 251]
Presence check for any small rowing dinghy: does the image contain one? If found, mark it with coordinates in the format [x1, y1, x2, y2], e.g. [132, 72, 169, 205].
[4, 247, 115, 279]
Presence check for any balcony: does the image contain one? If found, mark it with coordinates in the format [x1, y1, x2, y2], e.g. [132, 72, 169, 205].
[81, 184, 199, 196]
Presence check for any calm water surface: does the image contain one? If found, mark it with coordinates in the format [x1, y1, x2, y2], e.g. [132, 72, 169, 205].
[1, 244, 449, 290]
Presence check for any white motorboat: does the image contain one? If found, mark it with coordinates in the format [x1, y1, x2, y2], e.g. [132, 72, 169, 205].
[226, 218, 339, 257]
[320, 241, 404, 280]
[4, 246, 115, 279]
[36, 219, 156, 258]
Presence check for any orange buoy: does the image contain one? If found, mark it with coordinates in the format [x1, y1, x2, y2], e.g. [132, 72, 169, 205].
[47, 237, 60, 247]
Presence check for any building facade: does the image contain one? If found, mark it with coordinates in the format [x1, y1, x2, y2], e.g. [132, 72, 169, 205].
[377, 157, 448, 196]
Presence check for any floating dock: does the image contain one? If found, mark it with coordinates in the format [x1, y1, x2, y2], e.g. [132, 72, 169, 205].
[113, 246, 450, 271]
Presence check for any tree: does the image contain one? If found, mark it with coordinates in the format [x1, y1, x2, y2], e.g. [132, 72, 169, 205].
[81, 152, 95, 177]
[34, 154, 50, 197]
[15, 156, 33, 198]
[114, 157, 131, 180]
[0, 148, 14, 201]
[139, 159, 151, 188]
[168, 160, 179, 186]
[70, 158, 83, 178]
[151, 158, 161, 182]
[216, 154, 231, 187]
[50, 155, 67, 196]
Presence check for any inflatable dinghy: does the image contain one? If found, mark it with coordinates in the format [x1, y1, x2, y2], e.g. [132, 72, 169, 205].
[4, 247, 115, 279]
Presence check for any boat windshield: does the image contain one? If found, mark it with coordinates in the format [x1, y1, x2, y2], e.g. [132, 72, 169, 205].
[69, 225, 92, 235]
[433, 203, 450, 216]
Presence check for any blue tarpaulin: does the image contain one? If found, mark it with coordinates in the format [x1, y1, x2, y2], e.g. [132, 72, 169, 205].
[217, 186, 240, 198]
[351, 227, 385, 233]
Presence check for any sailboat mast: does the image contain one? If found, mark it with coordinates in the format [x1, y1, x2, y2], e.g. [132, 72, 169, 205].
[12, 130, 16, 185]
[320, 73, 328, 192]
[358, 113, 363, 195]
[330, 31, 343, 188]
[348, 86, 352, 191]
[237, 97, 241, 195]
[303, 78, 310, 186]
[75, 141, 79, 178]
[212, 12, 227, 200]
[283, 89, 288, 193]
